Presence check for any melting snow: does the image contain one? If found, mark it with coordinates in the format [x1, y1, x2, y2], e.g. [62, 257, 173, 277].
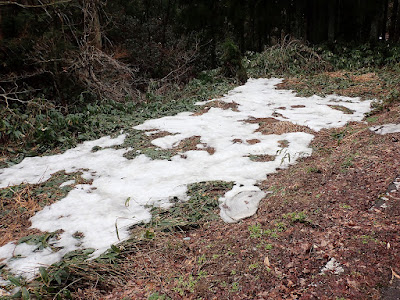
[370, 123, 400, 135]
[320, 258, 345, 275]
[0, 78, 372, 282]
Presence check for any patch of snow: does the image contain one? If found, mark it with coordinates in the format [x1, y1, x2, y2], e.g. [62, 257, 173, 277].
[219, 185, 267, 223]
[59, 179, 75, 187]
[370, 123, 400, 135]
[320, 258, 345, 275]
[0, 78, 372, 282]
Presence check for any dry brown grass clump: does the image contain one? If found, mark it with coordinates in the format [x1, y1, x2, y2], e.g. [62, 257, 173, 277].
[193, 100, 239, 116]
[244, 117, 315, 135]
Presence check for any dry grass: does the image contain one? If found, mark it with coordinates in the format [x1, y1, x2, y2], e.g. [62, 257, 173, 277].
[193, 100, 239, 116]
[173, 136, 215, 156]
[253, 119, 315, 135]
[276, 70, 387, 100]
[0, 171, 92, 247]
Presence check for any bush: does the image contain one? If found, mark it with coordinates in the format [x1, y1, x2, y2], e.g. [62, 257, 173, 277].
[245, 37, 331, 77]
[220, 39, 248, 83]
[318, 43, 400, 70]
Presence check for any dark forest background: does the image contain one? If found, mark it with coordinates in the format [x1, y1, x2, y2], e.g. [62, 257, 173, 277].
[1, 0, 400, 155]
[1, 0, 400, 100]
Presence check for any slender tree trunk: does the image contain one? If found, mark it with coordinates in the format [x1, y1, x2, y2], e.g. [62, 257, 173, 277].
[0, 7, 3, 41]
[390, 0, 399, 41]
[328, 0, 336, 42]
[162, 0, 172, 45]
[382, 0, 389, 40]
[396, 0, 400, 40]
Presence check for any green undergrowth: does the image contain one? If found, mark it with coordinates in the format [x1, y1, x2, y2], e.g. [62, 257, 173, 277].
[1, 69, 236, 169]
[246, 40, 400, 78]
[245, 38, 331, 78]
[144, 181, 234, 232]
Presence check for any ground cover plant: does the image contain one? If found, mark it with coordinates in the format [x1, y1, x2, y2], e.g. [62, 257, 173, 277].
[1, 40, 400, 299]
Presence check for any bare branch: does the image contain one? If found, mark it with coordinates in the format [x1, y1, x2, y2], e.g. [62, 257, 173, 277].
[0, 0, 71, 8]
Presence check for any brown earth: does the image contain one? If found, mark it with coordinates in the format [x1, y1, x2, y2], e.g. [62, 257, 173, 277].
[89, 106, 400, 300]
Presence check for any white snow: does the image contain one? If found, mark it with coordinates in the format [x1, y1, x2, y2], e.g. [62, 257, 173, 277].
[0, 78, 372, 283]
[370, 123, 400, 135]
[320, 258, 345, 275]
[59, 179, 75, 187]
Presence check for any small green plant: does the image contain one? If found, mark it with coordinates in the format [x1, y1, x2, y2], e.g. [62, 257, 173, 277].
[307, 166, 322, 174]
[264, 244, 273, 250]
[231, 282, 240, 292]
[283, 212, 308, 223]
[148, 292, 171, 300]
[248, 224, 263, 238]
[173, 275, 198, 296]
[331, 131, 346, 144]
[340, 203, 352, 209]
[197, 254, 207, 265]
[275, 222, 287, 232]
[341, 156, 354, 170]
[248, 263, 259, 271]
[17, 232, 59, 251]
[359, 235, 380, 245]
[366, 116, 379, 123]
[7, 275, 30, 300]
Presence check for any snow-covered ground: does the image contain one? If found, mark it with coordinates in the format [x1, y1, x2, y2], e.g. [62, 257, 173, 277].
[370, 123, 400, 135]
[0, 78, 373, 283]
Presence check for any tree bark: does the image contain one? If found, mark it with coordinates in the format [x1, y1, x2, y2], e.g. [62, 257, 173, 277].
[328, 0, 336, 42]
[390, 0, 399, 41]
[382, 0, 389, 40]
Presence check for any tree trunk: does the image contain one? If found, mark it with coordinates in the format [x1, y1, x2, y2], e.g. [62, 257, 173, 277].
[390, 0, 399, 41]
[328, 0, 336, 42]
[382, 0, 389, 40]
[0, 7, 3, 41]
[396, 0, 400, 40]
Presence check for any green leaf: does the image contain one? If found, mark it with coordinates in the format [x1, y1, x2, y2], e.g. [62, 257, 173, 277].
[39, 267, 49, 284]
[8, 275, 22, 286]
[54, 272, 62, 285]
[21, 287, 30, 300]
[110, 244, 121, 254]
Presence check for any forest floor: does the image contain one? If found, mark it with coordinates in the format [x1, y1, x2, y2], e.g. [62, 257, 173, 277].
[1, 70, 400, 299]
[100, 97, 400, 299]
